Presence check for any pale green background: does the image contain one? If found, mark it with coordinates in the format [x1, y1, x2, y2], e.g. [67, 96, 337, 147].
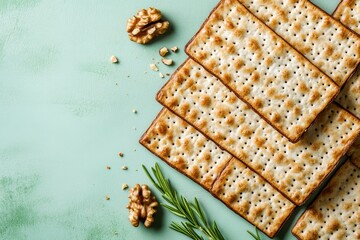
[0, 0, 341, 239]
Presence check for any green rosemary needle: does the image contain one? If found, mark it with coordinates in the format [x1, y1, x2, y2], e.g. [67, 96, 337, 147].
[143, 163, 225, 240]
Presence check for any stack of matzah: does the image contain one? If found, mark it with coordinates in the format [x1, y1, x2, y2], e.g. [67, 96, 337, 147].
[140, 0, 360, 238]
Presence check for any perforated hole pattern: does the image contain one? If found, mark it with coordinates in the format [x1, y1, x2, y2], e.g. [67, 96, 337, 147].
[212, 159, 295, 237]
[333, 0, 360, 36]
[292, 161, 360, 240]
[140, 109, 231, 190]
[157, 59, 360, 205]
[335, 66, 360, 119]
[186, 0, 339, 142]
[141, 110, 295, 237]
[240, 0, 360, 86]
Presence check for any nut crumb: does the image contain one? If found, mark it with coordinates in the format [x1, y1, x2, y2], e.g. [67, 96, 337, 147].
[119, 152, 124, 157]
[122, 165, 128, 170]
[106, 166, 111, 170]
[159, 47, 169, 57]
[110, 56, 118, 63]
[159, 72, 164, 78]
[166, 73, 170, 76]
[171, 46, 178, 52]
[150, 63, 159, 72]
[122, 183, 129, 190]
[161, 58, 173, 66]
[105, 195, 110, 201]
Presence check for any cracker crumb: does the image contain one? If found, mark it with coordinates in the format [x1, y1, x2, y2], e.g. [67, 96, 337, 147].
[119, 152, 124, 157]
[122, 183, 129, 190]
[122, 165, 128, 170]
[105, 195, 110, 200]
[171, 46, 178, 52]
[159, 72, 164, 78]
[150, 63, 159, 72]
[132, 109, 137, 114]
[110, 55, 118, 63]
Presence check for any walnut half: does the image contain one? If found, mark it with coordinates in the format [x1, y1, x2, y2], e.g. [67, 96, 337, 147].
[126, 184, 158, 227]
[126, 7, 170, 44]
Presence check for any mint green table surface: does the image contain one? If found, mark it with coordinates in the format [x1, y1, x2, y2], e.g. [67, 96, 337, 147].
[0, 0, 341, 239]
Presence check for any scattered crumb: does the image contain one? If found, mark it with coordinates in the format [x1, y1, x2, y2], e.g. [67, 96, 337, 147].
[122, 166, 128, 170]
[106, 166, 111, 170]
[144, 71, 147, 74]
[114, 231, 119, 236]
[105, 195, 110, 200]
[133, 127, 137, 130]
[166, 73, 170, 76]
[133, 148, 137, 152]
[159, 47, 169, 57]
[110, 55, 118, 63]
[127, 75, 130, 78]
[162, 58, 173, 66]
[159, 72, 164, 78]
[132, 109, 137, 114]
[122, 183, 129, 190]
[149, 63, 159, 72]
[171, 46, 178, 52]
[119, 152, 124, 157]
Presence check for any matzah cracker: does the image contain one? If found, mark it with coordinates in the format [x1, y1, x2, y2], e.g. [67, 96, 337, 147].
[140, 109, 231, 190]
[212, 158, 295, 237]
[140, 109, 296, 237]
[185, 0, 339, 142]
[335, 62, 360, 119]
[157, 59, 360, 205]
[239, 0, 360, 86]
[348, 137, 360, 168]
[334, 0, 360, 35]
[292, 160, 360, 239]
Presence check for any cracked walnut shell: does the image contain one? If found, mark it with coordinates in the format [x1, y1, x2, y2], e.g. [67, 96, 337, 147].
[126, 7, 170, 44]
[126, 184, 158, 227]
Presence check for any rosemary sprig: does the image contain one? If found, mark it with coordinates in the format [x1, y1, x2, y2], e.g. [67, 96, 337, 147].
[247, 227, 262, 240]
[143, 163, 225, 240]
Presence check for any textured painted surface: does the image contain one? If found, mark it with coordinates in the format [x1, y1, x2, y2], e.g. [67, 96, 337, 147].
[0, 0, 341, 239]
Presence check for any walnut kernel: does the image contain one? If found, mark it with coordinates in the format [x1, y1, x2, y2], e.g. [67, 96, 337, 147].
[126, 184, 158, 227]
[126, 8, 170, 44]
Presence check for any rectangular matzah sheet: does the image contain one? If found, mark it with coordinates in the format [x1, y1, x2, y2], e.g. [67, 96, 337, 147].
[185, 0, 339, 142]
[212, 158, 295, 237]
[239, 0, 360, 86]
[292, 161, 360, 239]
[140, 109, 296, 238]
[157, 59, 360, 205]
[334, 0, 360, 35]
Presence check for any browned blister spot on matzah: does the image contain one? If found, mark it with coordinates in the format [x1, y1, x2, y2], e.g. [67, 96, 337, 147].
[334, 0, 360, 35]
[157, 59, 360, 205]
[140, 109, 231, 190]
[140, 110, 295, 238]
[239, 0, 360, 86]
[185, 0, 339, 142]
[292, 161, 360, 240]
